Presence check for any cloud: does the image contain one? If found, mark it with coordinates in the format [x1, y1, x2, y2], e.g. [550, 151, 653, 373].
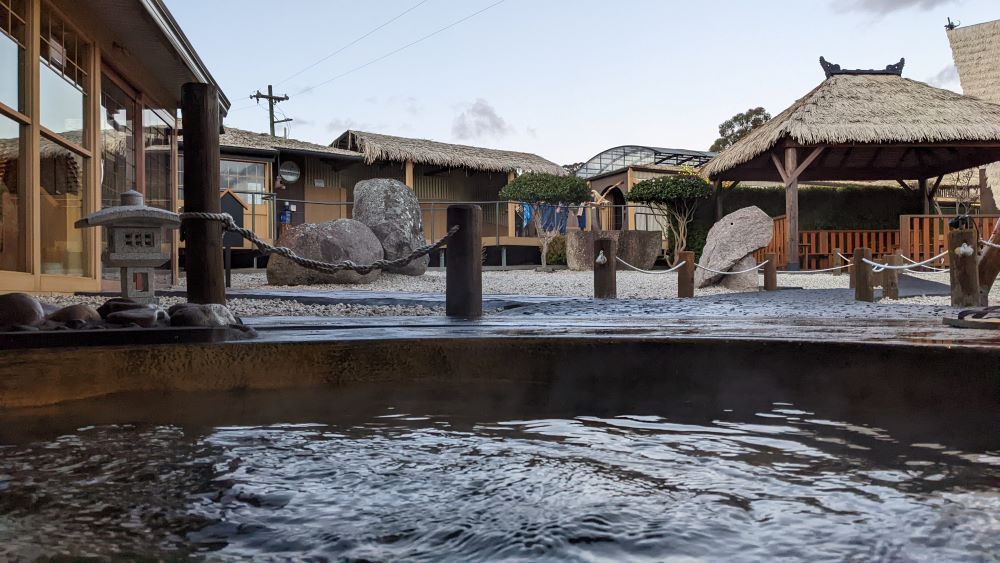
[831, 0, 959, 14]
[451, 99, 514, 140]
[927, 64, 960, 88]
[325, 117, 370, 133]
[292, 117, 316, 127]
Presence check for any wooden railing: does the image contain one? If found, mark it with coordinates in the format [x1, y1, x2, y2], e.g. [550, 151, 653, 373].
[755, 216, 899, 269]
[899, 214, 1000, 266]
[753, 215, 788, 266]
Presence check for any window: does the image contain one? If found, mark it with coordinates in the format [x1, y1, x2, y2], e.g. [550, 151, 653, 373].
[0, 0, 26, 273]
[143, 108, 173, 211]
[0, 113, 26, 271]
[39, 4, 90, 276]
[100, 74, 135, 207]
[39, 4, 87, 139]
[0, 0, 26, 113]
[221, 160, 266, 205]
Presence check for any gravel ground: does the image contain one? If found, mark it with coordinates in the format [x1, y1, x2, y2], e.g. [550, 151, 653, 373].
[191, 269, 1000, 304]
[39, 295, 442, 318]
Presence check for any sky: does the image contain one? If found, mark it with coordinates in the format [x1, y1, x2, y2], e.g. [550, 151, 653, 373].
[164, 0, 997, 166]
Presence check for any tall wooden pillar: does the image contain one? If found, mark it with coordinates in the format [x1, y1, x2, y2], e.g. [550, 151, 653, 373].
[404, 160, 415, 189]
[784, 147, 800, 271]
[181, 83, 225, 305]
[919, 178, 929, 215]
[712, 179, 723, 221]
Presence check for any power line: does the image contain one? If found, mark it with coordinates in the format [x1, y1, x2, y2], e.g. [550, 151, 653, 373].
[250, 85, 292, 136]
[294, 0, 505, 97]
[276, 0, 430, 87]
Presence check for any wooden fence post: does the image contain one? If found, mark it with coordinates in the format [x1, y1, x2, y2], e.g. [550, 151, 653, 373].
[763, 252, 777, 291]
[833, 247, 843, 276]
[181, 83, 225, 305]
[948, 228, 980, 307]
[594, 238, 616, 299]
[882, 252, 901, 300]
[678, 250, 695, 298]
[446, 205, 483, 318]
[854, 247, 874, 302]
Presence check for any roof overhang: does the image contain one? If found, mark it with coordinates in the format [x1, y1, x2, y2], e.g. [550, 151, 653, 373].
[709, 138, 1000, 182]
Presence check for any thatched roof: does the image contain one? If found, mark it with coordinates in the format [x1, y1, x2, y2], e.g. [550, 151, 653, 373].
[948, 19, 1000, 208]
[219, 127, 360, 159]
[702, 72, 1000, 181]
[332, 130, 566, 175]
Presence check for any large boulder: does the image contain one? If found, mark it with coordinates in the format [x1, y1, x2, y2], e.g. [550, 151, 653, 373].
[353, 178, 428, 276]
[696, 206, 772, 288]
[266, 219, 384, 285]
[720, 255, 760, 292]
[566, 230, 661, 271]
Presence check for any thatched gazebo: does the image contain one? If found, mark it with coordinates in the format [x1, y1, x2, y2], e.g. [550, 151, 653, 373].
[701, 58, 1000, 271]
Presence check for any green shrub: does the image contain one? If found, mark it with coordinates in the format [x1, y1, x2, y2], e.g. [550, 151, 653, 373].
[546, 235, 567, 265]
[499, 173, 590, 204]
[628, 174, 712, 266]
[500, 173, 588, 267]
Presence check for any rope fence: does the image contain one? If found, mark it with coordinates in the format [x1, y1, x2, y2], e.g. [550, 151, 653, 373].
[615, 256, 687, 274]
[181, 212, 457, 276]
[695, 260, 768, 276]
[862, 251, 948, 273]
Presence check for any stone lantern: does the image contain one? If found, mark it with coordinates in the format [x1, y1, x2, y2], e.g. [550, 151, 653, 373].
[75, 190, 180, 304]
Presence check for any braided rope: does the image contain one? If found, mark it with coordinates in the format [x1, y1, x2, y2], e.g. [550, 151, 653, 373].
[695, 260, 767, 276]
[615, 256, 686, 274]
[862, 251, 948, 273]
[180, 212, 457, 275]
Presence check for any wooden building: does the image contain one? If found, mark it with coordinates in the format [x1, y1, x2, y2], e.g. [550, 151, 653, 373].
[0, 0, 228, 293]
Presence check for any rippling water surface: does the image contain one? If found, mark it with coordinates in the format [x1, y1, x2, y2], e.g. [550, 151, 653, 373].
[0, 385, 998, 561]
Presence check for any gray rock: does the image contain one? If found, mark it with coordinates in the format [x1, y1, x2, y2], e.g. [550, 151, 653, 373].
[566, 230, 662, 271]
[168, 303, 238, 327]
[106, 306, 166, 328]
[266, 219, 384, 285]
[353, 178, 428, 276]
[0, 293, 44, 329]
[97, 298, 148, 319]
[720, 255, 760, 292]
[696, 206, 773, 288]
[48, 304, 101, 324]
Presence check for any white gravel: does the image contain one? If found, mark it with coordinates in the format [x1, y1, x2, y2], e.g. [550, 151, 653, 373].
[205, 269, 985, 303]
[38, 295, 441, 317]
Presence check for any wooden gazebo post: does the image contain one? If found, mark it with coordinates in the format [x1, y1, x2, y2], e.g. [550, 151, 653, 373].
[771, 143, 824, 271]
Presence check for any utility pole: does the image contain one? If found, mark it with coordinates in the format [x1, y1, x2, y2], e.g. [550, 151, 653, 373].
[250, 85, 292, 136]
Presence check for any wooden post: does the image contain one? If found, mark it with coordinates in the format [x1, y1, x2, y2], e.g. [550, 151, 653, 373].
[446, 205, 482, 318]
[833, 247, 843, 276]
[949, 229, 980, 307]
[785, 147, 800, 271]
[882, 252, 901, 300]
[593, 238, 616, 299]
[763, 252, 777, 291]
[919, 178, 930, 215]
[712, 179, 723, 222]
[854, 247, 874, 302]
[677, 250, 695, 298]
[181, 83, 225, 305]
[404, 160, 415, 189]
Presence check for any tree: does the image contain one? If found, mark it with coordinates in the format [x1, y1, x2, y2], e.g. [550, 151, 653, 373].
[709, 107, 771, 152]
[500, 173, 590, 267]
[627, 171, 712, 266]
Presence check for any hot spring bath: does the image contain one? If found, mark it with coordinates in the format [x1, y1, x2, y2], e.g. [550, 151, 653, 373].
[0, 336, 998, 560]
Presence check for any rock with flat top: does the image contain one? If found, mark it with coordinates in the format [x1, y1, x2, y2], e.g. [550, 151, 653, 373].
[696, 206, 772, 288]
[353, 178, 428, 276]
[48, 304, 101, 324]
[266, 219, 384, 285]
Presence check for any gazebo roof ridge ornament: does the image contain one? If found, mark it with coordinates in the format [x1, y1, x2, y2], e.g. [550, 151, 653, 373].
[819, 56, 905, 78]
